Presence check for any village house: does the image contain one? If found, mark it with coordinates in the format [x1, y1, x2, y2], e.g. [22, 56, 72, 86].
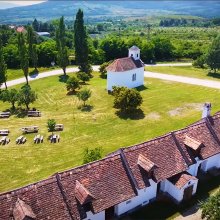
[1, 103, 220, 220]
[106, 46, 145, 91]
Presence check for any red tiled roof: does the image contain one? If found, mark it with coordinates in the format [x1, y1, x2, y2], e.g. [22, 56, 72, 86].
[75, 180, 94, 205]
[58, 154, 136, 218]
[13, 198, 36, 220]
[169, 172, 197, 189]
[16, 27, 26, 33]
[137, 154, 156, 172]
[174, 120, 220, 160]
[123, 133, 188, 188]
[0, 177, 72, 220]
[106, 57, 144, 72]
[184, 135, 203, 151]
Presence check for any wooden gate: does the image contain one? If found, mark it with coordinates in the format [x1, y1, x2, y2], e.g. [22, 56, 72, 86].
[183, 185, 193, 201]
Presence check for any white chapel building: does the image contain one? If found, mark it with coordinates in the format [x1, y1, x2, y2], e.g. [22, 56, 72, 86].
[106, 46, 145, 91]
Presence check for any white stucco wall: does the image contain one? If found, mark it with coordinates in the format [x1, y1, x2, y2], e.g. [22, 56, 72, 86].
[187, 158, 202, 176]
[114, 179, 157, 216]
[160, 178, 198, 203]
[107, 67, 144, 91]
[83, 210, 105, 220]
[200, 153, 220, 172]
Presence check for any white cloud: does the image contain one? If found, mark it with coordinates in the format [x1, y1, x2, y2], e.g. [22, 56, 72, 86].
[1, 1, 46, 6]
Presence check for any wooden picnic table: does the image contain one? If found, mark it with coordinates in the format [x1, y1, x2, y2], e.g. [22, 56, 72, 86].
[0, 129, 9, 136]
[27, 110, 41, 117]
[21, 126, 39, 134]
[55, 124, 64, 131]
[0, 112, 10, 118]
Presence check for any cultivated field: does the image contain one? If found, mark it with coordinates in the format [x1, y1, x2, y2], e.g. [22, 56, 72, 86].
[1, 72, 220, 192]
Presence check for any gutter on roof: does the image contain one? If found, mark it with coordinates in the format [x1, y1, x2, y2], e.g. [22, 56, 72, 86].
[119, 149, 139, 194]
[55, 174, 75, 220]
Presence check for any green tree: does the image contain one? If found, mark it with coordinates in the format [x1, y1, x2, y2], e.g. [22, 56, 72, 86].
[32, 44, 38, 71]
[18, 84, 37, 110]
[77, 88, 91, 106]
[47, 119, 56, 134]
[56, 16, 69, 75]
[0, 37, 7, 89]
[83, 147, 102, 164]
[201, 190, 220, 220]
[3, 44, 20, 68]
[66, 76, 80, 92]
[32, 18, 39, 31]
[74, 9, 92, 75]
[99, 61, 111, 78]
[18, 33, 29, 84]
[77, 71, 90, 84]
[206, 35, 220, 73]
[0, 89, 18, 109]
[113, 86, 143, 112]
[27, 26, 36, 67]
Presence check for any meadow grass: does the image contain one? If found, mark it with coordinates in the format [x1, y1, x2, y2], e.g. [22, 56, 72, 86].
[1, 72, 220, 192]
[146, 66, 220, 80]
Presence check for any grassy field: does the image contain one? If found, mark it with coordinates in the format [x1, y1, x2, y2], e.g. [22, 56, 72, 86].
[1, 72, 220, 193]
[147, 66, 220, 81]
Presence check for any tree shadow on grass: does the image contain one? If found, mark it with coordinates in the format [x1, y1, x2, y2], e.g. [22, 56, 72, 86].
[207, 71, 220, 79]
[78, 105, 93, 112]
[13, 108, 27, 118]
[59, 75, 69, 83]
[66, 90, 78, 96]
[29, 69, 39, 78]
[116, 108, 145, 120]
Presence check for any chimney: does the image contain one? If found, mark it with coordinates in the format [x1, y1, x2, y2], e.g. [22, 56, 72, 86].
[202, 103, 211, 118]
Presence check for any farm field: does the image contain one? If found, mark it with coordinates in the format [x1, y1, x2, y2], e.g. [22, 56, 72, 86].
[147, 66, 220, 81]
[1, 72, 220, 193]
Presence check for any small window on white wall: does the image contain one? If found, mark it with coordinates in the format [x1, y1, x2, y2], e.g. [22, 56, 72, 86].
[126, 200, 131, 204]
[132, 73, 136, 81]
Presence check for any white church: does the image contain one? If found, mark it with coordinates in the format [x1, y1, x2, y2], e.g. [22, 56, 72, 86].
[106, 46, 145, 91]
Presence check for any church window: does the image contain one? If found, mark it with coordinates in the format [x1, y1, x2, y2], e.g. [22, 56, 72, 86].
[132, 73, 136, 81]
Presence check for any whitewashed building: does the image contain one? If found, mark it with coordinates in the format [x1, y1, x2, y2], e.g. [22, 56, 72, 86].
[106, 46, 145, 91]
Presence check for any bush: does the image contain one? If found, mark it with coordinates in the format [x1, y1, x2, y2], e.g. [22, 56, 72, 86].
[77, 88, 91, 106]
[66, 76, 80, 92]
[99, 61, 112, 78]
[113, 86, 143, 112]
[47, 119, 56, 132]
[83, 147, 102, 164]
[77, 72, 90, 83]
[193, 55, 206, 68]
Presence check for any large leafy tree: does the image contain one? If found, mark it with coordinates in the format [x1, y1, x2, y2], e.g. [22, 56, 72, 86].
[74, 9, 92, 75]
[18, 84, 37, 110]
[0, 89, 18, 109]
[201, 190, 220, 220]
[206, 35, 220, 73]
[113, 86, 143, 112]
[56, 16, 69, 75]
[18, 33, 29, 84]
[0, 37, 7, 89]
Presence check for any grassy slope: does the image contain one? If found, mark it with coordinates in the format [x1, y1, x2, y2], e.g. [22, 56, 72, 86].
[147, 66, 220, 81]
[1, 73, 220, 192]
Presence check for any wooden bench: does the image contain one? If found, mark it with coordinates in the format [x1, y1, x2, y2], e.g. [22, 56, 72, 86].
[55, 124, 64, 131]
[0, 129, 9, 136]
[0, 136, 10, 145]
[0, 112, 10, 118]
[27, 110, 41, 117]
[21, 126, 39, 134]
[16, 136, 26, 145]
[34, 134, 43, 144]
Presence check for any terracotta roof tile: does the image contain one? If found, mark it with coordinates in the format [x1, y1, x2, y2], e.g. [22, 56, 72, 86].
[0, 177, 73, 220]
[137, 154, 156, 172]
[58, 154, 136, 217]
[106, 57, 144, 72]
[123, 133, 188, 188]
[184, 135, 203, 151]
[13, 198, 36, 220]
[169, 172, 198, 189]
[174, 121, 220, 160]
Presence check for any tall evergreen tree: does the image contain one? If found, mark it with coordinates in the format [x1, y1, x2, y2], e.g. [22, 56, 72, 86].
[0, 37, 7, 89]
[32, 18, 39, 31]
[32, 44, 38, 71]
[27, 26, 37, 68]
[18, 33, 29, 84]
[56, 16, 69, 76]
[74, 9, 92, 75]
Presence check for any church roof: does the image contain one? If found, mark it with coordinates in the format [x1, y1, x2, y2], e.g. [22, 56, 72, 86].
[129, 45, 140, 51]
[106, 57, 144, 72]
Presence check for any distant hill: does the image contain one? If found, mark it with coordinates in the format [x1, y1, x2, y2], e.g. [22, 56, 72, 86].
[0, 2, 18, 9]
[0, 1, 220, 24]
